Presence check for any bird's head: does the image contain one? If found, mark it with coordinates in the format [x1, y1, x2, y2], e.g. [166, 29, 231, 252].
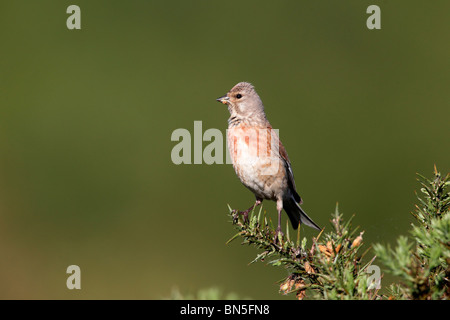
[216, 82, 266, 120]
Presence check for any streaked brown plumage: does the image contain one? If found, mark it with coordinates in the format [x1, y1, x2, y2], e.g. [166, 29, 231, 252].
[216, 82, 320, 233]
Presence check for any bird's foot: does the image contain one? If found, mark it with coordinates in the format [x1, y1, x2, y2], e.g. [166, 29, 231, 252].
[231, 209, 249, 224]
[274, 227, 284, 243]
[232, 200, 261, 224]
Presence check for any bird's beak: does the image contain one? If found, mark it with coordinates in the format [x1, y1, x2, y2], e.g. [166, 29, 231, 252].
[216, 95, 230, 104]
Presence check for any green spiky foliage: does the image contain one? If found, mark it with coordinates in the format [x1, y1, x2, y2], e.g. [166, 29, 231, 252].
[374, 167, 450, 299]
[227, 204, 379, 300]
[227, 167, 449, 300]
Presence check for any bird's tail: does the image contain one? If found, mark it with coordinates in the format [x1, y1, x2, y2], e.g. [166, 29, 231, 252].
[283, 197, 321, 231]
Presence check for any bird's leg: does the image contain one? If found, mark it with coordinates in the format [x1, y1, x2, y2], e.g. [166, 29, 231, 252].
[275, 200, 284, 239]
[232, 199, 262, 223]
[275, 209, 284, 237]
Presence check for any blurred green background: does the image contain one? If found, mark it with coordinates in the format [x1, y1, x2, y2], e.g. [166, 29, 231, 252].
[0, 1, 449, 299]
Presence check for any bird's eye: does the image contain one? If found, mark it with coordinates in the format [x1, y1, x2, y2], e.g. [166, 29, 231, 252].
[236, 94, 242, 99]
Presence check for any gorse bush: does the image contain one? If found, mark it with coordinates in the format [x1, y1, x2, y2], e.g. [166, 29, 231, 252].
[373, 166, 449, 300]
[227, 167, 449, 300]
[227, 204, 379, 300]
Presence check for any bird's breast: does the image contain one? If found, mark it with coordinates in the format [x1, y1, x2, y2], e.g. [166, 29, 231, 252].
[227, 125, 286, 200]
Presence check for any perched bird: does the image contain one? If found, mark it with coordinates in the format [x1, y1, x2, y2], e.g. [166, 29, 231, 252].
[216, 82, 320, 234]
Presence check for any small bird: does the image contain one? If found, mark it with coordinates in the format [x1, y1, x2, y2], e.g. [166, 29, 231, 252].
[216, 82, 320, 234]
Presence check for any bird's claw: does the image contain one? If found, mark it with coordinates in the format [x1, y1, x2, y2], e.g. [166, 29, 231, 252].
[231, 209, 249, 224]
[231, 209, 243, 223]
[274, 228, 284, 243]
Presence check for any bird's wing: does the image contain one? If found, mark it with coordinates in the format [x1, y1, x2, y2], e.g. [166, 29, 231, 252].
[279, 142, 302, 204]
[267, 124, 302, 204]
